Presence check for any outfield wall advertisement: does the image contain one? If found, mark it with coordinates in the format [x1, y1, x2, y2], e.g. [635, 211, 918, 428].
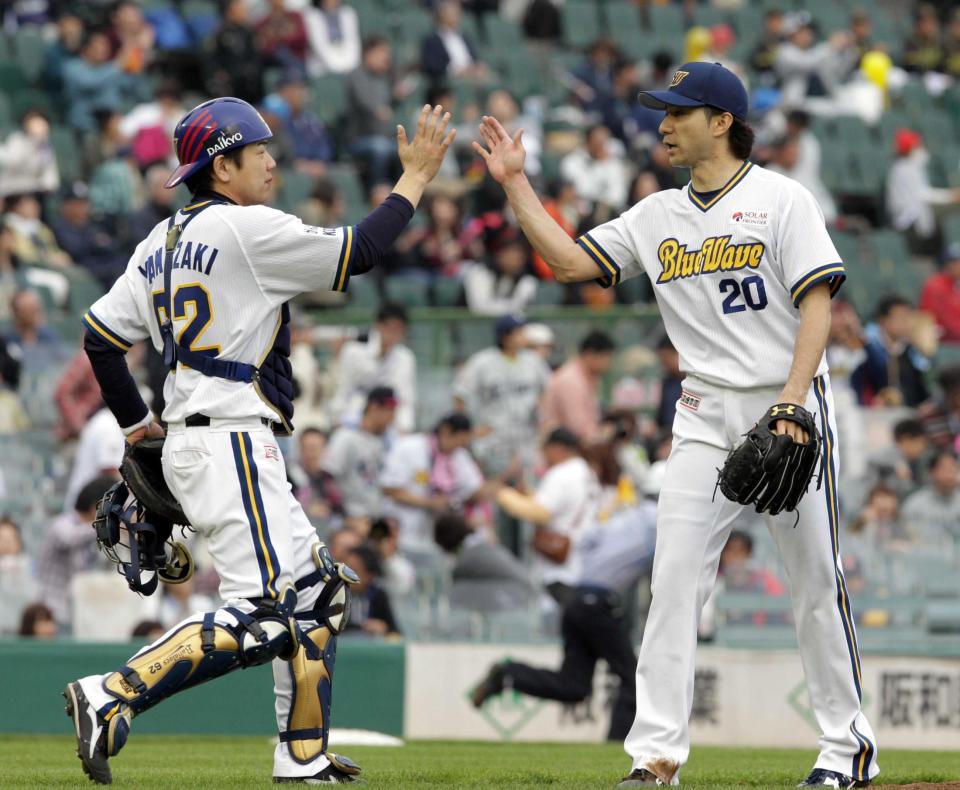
[405, 644, 960, 750]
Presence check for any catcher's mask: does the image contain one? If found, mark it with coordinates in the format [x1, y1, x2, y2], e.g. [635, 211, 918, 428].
[93, 481, 194, 596]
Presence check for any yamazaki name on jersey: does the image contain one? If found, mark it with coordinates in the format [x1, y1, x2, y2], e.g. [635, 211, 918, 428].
[656, 236, 765, 284]
[137, 240, 221, 284]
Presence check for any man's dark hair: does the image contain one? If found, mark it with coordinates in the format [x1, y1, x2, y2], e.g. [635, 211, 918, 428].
[726, 529, 753, 555]
[579, 329, 615, 354]
[434, 512, 472, 553]
[544, 427, 581, 452]
[893, 418, 925, 442]
[436, 412, 472, 434]
[299, 426, 327, 441]
[376, 302, 408, 324]
[938, 365, 960, 393]
[705, 107, 755, 160]
[875, 294, 910, 319]
[348, 543, 382, 577]
[362, 34, 388, 55]
[184, 146, 245, 195]
[929, 448, 957, 472]
[76, 475, 117, 513]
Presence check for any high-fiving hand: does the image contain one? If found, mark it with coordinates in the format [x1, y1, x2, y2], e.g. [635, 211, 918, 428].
[472, 115, 526, 184]
[397, 104, 457, 184]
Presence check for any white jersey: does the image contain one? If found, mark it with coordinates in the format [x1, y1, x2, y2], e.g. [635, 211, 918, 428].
[83, 199, 353, 425]
[579, 162, 845, 389]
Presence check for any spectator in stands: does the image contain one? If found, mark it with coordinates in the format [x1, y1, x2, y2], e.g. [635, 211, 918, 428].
[571, 38, 620, 118]
[343, 543, 401, 637]
[63, 406, 125, 512]
[485, 89, 541, 178]
[323, 386, 398, 533]
[903, 3, 945, 74]
[421, 0, 488, 84]
[766, 114, 837, 223]
[206, 0, 264, 103]
[329, 303, 417, 432]
[750, 8, 785, 83]
[849, 7, 877, 65]
[716, 530, 786, 625]
[944, 8, 960, 78]
[394, 192, 468, 276]
[0, 517, 37, 635]
[51, 182, 125, 289]
[919, 242, 960, 344]
[886, 129, 960, 256]
[462, 223, 539, 316]
[381, 412, 485, 551]
[0, 110, 60, 200]
[346, 36, 403, 186]
[124, 164, 178, 244]
[655, 334, 682, 431]
[0, 343, 28, 432]
[869, 418, 931, 500]
[62, 29, 134, 133]
[774, 13, 856, 107]
[707, 24, 748, 88]
[902, 450, 960, 550]
[852, 295, 931, 407]
[532, 180, 579, 281]
[156, 578, 216, 629]
[327, 526, 363, 563]
[454, 314, 550, 479]
[130, 620, 166, 641]
[18, 602, 57, 639]
[522, 0, 561, 44]
[292, 426, 334, 523]
[560, 124, 630, 216]
[36, 476, 115, 629]
[435, 511, 537, 612]
[4, 193, 71, 268]
[86, 113, 144, 220]
[280, 71, 336, 178]
[496, 428, 601, 604]
[524, 323, 556, 366]
[848, 482, 910, 555]
[540, 330, 615, 442]
[5, 289, 69, 375]
[304, 0, 361, 77]
[119, 82, 183, 169]
[366, 517, 416, 598]
[918, 366, 960, 450]
[43, 11, 84, 99]
[255, 0, 308, 70]
[297, 178, 347, 228]
[109, 1, 156, 75]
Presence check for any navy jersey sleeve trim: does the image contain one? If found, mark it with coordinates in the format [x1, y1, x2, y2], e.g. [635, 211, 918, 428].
[790, 263, 846, 307]
[81, 310, 134, 351]
[577, 232, 621, 288]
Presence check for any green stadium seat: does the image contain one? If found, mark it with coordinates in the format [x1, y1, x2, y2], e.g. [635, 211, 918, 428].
[325, 164, 367, 223]
[561, 0, 602, 50]
[933, 344, 960, 369]
[499, 47, 540, 100]
[0, 34, 10, 61]
[942, 215, 960, 245]
[479, 15, 525, 66]
[391, 8, 433, 69]
[347, 274, 381, 309]
[0, 91, 12, 133]
[0, 61, 27, 96]
[431, 276, 463, 307]
[12, 28, 44, 84]
[532, 280, 565, 306]
[308, 74, 347, 125]
[604, 2, 644, 59]
[276, 170, 316, 214]
[384, 274, 430, 307]
[49, 125, 81, 184]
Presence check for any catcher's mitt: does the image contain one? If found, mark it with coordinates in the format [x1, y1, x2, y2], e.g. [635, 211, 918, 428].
[120, 438, 190, 527]
[717, 403, 823, 516]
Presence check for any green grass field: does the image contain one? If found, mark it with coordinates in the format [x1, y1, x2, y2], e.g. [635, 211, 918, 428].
[2, 736, 958, 788]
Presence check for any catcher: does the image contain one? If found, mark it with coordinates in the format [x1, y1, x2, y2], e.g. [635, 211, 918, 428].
[65, 97, 454, 784]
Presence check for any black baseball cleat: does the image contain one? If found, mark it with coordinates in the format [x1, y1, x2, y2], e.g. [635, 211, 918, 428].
[617, 768, 665, 787]
[798, 768, 870, 788]
[470, 664, 506, 708]
[64, 682, 131, 785]
[274, 753, 363, 784]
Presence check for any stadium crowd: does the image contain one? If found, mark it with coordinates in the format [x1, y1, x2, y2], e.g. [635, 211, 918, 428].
[1, 0, 960, 646]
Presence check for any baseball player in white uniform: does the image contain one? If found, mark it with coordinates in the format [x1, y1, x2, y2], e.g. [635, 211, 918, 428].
[474, 62, 878, 788]
[64, 98, 454, 785]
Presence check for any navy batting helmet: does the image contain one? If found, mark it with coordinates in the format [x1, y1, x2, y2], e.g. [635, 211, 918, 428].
[165, 97, 273, 189]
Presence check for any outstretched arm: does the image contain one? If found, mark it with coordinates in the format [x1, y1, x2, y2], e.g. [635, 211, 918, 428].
[473, 115, 601, 283]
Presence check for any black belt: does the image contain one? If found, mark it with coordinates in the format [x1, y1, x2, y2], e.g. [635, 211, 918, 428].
[185, 414, 272, 428]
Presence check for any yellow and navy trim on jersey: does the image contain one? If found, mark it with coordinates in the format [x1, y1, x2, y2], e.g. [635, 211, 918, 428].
[813, 375, 875, 783]
[687, 160, 752, 212]
[231, 431, 281, 599]
[790, 262, 846, 306]
[576, 231, 621, 287]
[332, 225, 354, 293]
[81, 310, 134, 351]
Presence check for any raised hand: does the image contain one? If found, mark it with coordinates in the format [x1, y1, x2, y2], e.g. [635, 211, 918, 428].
[472, 115, 526, 184]
[397, 104, 456, 185]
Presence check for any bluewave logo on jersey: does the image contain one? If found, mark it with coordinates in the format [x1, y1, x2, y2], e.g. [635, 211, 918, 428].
[656, 235, 765, 284]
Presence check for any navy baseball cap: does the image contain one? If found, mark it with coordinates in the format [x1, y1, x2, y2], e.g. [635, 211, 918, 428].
[495, 313, 526, 340]
[638, 61, 749, 121]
